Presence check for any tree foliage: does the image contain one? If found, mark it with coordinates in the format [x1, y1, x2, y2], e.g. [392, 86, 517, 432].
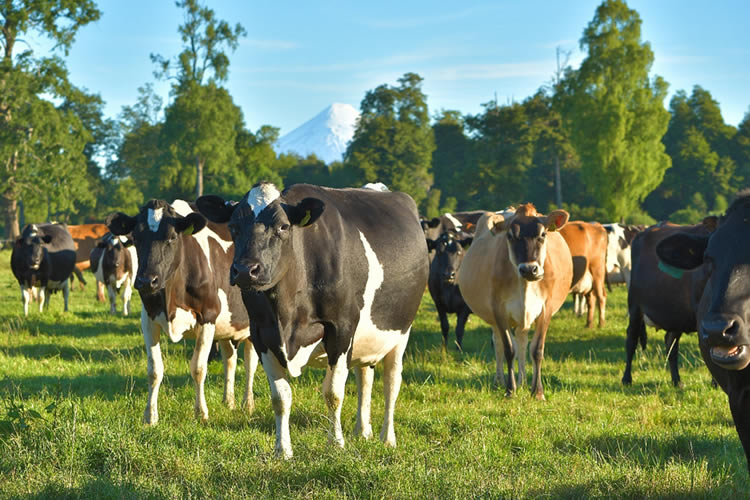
[559, 0, 671, 221]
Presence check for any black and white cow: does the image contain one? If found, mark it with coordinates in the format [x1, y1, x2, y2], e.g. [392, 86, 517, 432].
[426, 230, 473, 351]
[106, 199, 257, 424]
[196, 182, 429, 459]
[89, 233, 138, 315]
[11, 223, 76, 316]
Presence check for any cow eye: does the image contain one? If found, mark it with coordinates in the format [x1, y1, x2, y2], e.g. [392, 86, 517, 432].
[278, 224, 290, 233]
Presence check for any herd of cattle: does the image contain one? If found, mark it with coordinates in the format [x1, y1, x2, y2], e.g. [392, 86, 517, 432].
[7, 183, 750, 472]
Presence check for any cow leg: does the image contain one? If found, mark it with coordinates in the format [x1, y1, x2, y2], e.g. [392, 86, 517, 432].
[516, 329, 529, 388]
[622, 302, 645, 385]
[595, 281, 607, 328]
[530, 314, 552, 400]
[73, 267, 86, 288]
[96, 281, 106, 302]
[39, 287, 47, 312]
[585, 292, 595, 328]
[437, 309, 450, 352]
[261, 351, 293, 459]
[122, 278, 133, 316]
[190, 323, 216, 422]
[728, 388, 750, 473]
[107, 284, 117, 314]
[322, 353, 349, 448]
[141, 308, 164, 425]
[380, 328, 410, 447]
[241, 340, 258, 414]
[354, 365, 374, 439]
[61, 280, 70, 312]
[492, 324, 516, 396]
[21, 286, 31, 316]
[455, 308, 470, 352]
[219, 339, 238, 410]
[665, 331, 683, 388]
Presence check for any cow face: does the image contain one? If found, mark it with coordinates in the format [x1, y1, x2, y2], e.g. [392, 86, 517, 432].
[427, 231, 472, 284]
[105, 200, 206, 295]
[657, 209, 750, 371]
[491, 205, 568, 282]
[196, 183, 325, 291]
[98, 234, 133, 277]
[16, 225, 52, 271]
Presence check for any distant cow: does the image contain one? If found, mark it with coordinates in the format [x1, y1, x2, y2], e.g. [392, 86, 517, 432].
[67, 223, 109, 300]
[11, 223, 76, 315]
[421, 211, 486, 241]
[603, 223, 643, 287]
[89, 233, 138, 315]
[656, 193, 750, 472]
[426, 230, 473, 351]
[622, 218, 717, 387]
[106, 199, 257, 424]
[458, 204, 572, 399]
[196, 182, 429, 459]
[560, 221, 608, 328]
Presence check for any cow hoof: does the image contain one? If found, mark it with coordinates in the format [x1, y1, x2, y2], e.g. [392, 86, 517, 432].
[673, 380, 684, 389]
[275, 446, 293, 460]
[621, 375, 632, 386]
[454, 341, 463, 353]
[224, 399, 236, 410]
[242, 398, 255, 415]
[534, 392, 545, 401]
[143, 413, 158, 426]
[504, 389, 515, 398]
[380, 432, 396, 448]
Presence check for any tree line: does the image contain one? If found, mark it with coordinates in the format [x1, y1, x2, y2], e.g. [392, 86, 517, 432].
[2, 0, 749, 240]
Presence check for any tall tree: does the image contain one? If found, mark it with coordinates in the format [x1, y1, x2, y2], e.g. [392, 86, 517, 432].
[431, 110, 470, 209]
[346, 73, 435, 207]
[0, 0, 101, 238]
[732, 109, 750, 186]
[151, 0, 246, 197]
[558, 0, 671, 220]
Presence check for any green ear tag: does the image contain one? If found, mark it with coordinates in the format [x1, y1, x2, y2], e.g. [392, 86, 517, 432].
[299, 210, 311, 226]
[658, 260, 684, 279]
[184, 225, 194, 236]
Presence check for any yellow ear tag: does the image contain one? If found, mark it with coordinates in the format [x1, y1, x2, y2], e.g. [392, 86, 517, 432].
[299, 210, 311, 227]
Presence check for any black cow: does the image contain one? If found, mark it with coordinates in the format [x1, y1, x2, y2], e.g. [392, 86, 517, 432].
[11, 223, 76, 316]
[421, 210, 486, 241]
[426, 230, 473, 351]
[196, 182, 429, 459]
[657, 192, 750, 472]
[106, 199, 257, 424]
[89, 233, 138, 315]
[622, 219, 716, 387]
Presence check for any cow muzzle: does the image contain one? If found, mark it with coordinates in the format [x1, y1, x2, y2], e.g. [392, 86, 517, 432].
[230, 262, 265, 289]
[701, 315, 750, 370]
[518, 263, 543, 281]
[134, 274, 160, 294]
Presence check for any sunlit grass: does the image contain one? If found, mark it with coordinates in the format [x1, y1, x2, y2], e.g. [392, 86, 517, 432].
[0, 248, 746, 498]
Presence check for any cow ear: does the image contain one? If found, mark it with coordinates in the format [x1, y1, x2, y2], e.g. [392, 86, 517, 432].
[196, 195, 237, 223]
[543, 210, 569, 232]
[489, 215, 508, 235]
[123, 238, 134, 247]
[656, 233, 709, 271]
[459, 237, 473, 248]
[175, 212, 206, 235]
[284, 198, 325, 227]
[42, 234, 53, 244]
[702, 215, 719, 232]
[106, 212, 137, 236]
[426, 238, 436, 251]
[428, 217, 441, 228]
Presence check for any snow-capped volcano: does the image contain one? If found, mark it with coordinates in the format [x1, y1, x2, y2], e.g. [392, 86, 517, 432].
[274, 103, 360, 164]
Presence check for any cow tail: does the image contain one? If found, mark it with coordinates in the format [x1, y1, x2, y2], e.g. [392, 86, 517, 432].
[639, 324, 647, 350]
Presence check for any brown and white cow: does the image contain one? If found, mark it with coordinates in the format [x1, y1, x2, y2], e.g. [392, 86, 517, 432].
[560, 221, 608, 328]
[106, 199, 258, 424]
[67, 223, 109, 300]
[458, 204, 572, 399]
[89, 233, 138, 315]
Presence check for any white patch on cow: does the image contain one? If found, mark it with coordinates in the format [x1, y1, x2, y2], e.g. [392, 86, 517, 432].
[246, 183, 281, 216]
[154, 308, 197, 343]
[147, 207, 164, 232]
[282, 339, 327, 378]
[362, 182, 389, 192]
[170, 199, 232, 272]
[214, 289, 250, 342]
[350, 231, 406, 367]
[505, 280, 545, 331]
[261, 351, 294, 459]
[571, 271, 593, 295]
[170, 199, 193, 217]
[443, 212, 462, 230]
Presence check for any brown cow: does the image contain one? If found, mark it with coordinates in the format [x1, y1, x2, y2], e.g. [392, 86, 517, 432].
[560, 221, 608, 328]
[458, 204, 572, 399]
[67, 224, 109, 301]
[622, 218, 717, 387]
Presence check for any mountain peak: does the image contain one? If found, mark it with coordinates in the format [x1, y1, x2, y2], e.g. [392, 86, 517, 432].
[274, 103, 360, 164]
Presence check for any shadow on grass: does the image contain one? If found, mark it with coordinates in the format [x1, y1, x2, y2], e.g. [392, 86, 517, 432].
[17, 315, 139, 338]
[29, 478, 158, 500]
[3, 343, 143, 362]
[0, 372, 141, 400]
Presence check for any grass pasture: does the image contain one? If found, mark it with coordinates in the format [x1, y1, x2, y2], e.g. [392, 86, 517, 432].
[0, 248, 747, 498]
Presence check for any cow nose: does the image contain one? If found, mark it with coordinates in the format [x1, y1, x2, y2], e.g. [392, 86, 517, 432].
[135, 274, 159, 293]
[518, 263, 542, 280]
[701, 315, 742, 342]
[248, 263, 261, 279]
[443, 271, 456, 280]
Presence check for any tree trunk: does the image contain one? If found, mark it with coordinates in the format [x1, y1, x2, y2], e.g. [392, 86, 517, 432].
[2, 194, 19, 241]
[554, 155, 563, 207]
[196, 156, 204, 198]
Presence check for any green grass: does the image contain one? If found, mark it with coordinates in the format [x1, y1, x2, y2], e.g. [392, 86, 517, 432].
[0, 247, 746, 498]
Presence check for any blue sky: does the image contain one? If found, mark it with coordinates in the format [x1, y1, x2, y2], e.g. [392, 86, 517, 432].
[32, 0, 750, 135]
